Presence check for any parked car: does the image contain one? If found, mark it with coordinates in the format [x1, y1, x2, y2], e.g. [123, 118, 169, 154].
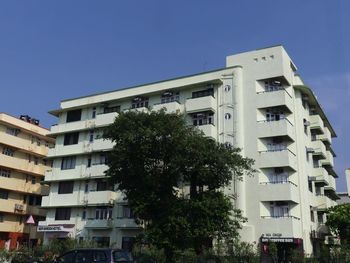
[52, 248, 133, 263]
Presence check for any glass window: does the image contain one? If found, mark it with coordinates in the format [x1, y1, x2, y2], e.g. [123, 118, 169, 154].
[160, 91, 180, 104]
[131, 97, 149, 109]
[0, 168, 11, 178]
[192, 111, 214, 126]
[58, 181, 74, 194]
[6, 127, 20, 136]
[64, 132, 80, 145]
[55, 208, 71, 220]
[61, 156, 76, 170]
[66, 109, 82, 122]
[2, 147, 15, 157]
[0, 190, 9, 200]
[103, 106, 120, 114]
[192, 88, 214, 98]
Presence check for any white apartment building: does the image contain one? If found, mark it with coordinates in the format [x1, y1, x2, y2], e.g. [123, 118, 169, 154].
[40, 46, 338, 256]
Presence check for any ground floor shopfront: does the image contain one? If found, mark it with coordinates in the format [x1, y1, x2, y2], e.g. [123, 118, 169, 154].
[260, 237, 304, 263]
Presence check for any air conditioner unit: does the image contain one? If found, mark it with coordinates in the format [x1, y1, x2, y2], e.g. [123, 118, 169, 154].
[304, 121, 311, 126]
[14, 204, 24, 211]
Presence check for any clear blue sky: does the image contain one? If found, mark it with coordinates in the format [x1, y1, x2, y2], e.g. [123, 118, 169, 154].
[1, 1, 349, 190]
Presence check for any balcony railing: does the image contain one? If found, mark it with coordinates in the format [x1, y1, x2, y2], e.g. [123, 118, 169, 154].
[261, 215, 300, 220]
[260, 180, 297, 187]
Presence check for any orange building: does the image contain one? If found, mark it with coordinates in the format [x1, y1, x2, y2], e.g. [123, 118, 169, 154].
[0, 113, 54, 249]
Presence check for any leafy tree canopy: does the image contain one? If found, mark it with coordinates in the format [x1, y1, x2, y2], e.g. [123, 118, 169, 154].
[326, 204, 350, 244]
[103, 110, 255, 260]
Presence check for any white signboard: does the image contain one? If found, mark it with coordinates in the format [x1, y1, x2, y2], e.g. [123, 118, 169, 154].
[37, 225, 73, 232]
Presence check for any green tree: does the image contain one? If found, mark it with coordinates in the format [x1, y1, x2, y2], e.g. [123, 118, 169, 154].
[103, 110, 255, 261]
[326, 204, 350, 245]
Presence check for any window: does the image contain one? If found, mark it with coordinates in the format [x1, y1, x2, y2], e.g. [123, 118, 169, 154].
[122, 206, 134, 219]
[92, 107, 96, 119]
[0, 189, 9, 200]
[61, 156, 76, 170]
[63, 132, 79, 145]
[0, 213, 4, 222]
[308, 181, 313, 193]
[103, 106, 120, 114]
[58, 181, 74, 194]
[34, 157, 39, 165]
[131, 97, 149, 109]
[267, 137, 286, 151]
[87, 156, 92, 168]
[92, 236, 110, 247]
[31, 176, 36, 184]
[23, 195, 27, 204]
[310, 207, 315, 222]
[192, 112, 214, 126]
[264, 80, 283, 92]
[269, 201, 289, 217]
[28, 195, 35, 205]
[192, 88, 214, 98]
[55, 208, 71, 220]
[317, 212, 324, 224]
[268, 168, 288, 183]
[160, 91, 180, 104]
[0, 168, 11, 178]
[2, 147, 14, 157]
[6, 127, 20, 136]
[82, 210, 87, 220]
[66, 109, 82, 122]
[266, 108, 285, 121]
[95, 207, 112, 220]
[85, 181, 89, 193]
[99, 153, 109, 165]
[96, 181, 108, 191]
[89, 130, 94, 143]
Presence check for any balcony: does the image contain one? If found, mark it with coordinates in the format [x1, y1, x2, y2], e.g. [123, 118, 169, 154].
[256, 89, 293, 112]
[84, 164, 109, 178]
[259, 149, 297, 171]
[152, 101, 184, 114]
[0, 154, 47, 175]
[42, 192, 81, 207]
[48, 142, 86, 157]
[317, 127, 332, 144]
[259, 182, 299, 203]
[50, 119, 94, 135]
[125, 107, 149, 113]
[185, 96, 216, 113]
[85, 219, 113, 229]
[313, 167, 330, 186]
[196, 124, 217, 140]
[0, 177, 49, 195]
[313, 195, 336, 210]
[95, 112, 118, 127]
[80, 190, 118, 206]
[309, 115, 324, 134]
[26, 205, 46, 217]
[321, 151, 334, 167]
[115, 218, 141, 229]
[260, 216, 301, 237]
[92, 138, 114, 152]
[0, 132, 48, 156]
[257, 119, 295, 141]
[310, 140, 327, 159]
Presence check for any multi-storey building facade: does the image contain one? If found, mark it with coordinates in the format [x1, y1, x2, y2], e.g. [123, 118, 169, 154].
[40, 46, 338, 256]
[337, 169, 350, 204]
[0, 113, 54, 249]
